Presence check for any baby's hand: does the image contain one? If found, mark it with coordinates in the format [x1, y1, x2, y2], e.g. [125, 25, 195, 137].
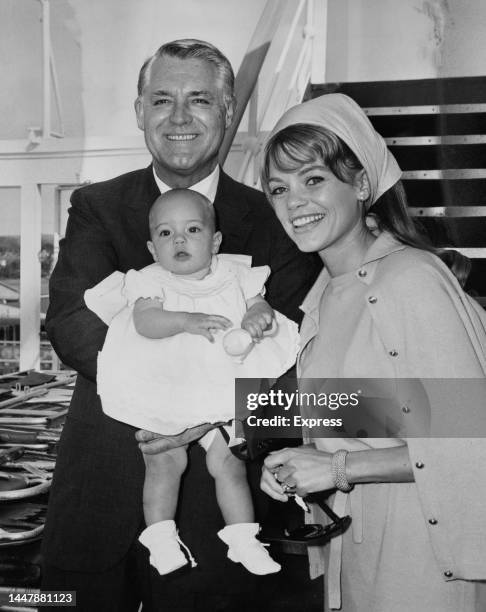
[241, 301, 274, 340]
[184, 312, 232, 342]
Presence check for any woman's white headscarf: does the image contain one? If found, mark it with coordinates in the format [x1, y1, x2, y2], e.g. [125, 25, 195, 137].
[267, 93, 402, 208]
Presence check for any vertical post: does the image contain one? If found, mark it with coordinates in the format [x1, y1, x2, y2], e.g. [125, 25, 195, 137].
[248, 84, 258, 186]
[311, 0, 328, 84]
[40, 0, 51, 138]
[50, 53, 64, 136]
[20, 184, 42, 370]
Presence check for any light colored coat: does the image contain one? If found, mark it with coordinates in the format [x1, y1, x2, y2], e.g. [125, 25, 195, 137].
[297, 232, 486, 611]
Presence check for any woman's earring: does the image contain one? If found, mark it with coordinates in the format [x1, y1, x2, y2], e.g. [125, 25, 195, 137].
[365, 213, 380, 235]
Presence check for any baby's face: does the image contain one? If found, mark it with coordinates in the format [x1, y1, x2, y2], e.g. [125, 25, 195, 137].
[148, 192, 221, 276]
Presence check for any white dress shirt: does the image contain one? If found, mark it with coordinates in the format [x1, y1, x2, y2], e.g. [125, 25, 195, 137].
[152, 165, 220, 203]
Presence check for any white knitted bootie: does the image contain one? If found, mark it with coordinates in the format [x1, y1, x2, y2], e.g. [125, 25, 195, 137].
[217, 523, 281, 575]
[139, 520, 197, 575]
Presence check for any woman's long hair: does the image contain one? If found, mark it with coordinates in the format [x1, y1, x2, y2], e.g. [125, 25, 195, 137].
[262, 124, 470, 286]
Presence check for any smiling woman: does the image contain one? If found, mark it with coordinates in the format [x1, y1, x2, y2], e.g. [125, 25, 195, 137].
[259, 93, 486, 612]
[264, 155, 372, 276]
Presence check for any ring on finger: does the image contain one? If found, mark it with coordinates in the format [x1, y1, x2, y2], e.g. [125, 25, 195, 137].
[282, 482, 297, 494]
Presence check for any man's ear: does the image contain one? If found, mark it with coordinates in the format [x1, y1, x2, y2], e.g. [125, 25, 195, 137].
[135, 97, 144, 131]
[147, 240, 157, 262]
[212, 231, 223, 254]
[355, 170, 370, 202]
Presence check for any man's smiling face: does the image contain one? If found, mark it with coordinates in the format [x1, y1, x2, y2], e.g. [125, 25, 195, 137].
[135, 55, 234, 188]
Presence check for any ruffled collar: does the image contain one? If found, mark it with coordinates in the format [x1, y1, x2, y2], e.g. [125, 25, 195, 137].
[144, 254, 249, 298]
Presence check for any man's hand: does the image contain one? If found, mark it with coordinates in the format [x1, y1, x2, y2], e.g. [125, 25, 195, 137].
[135, 422, 223, 454]
[241, 301, 274, 340]
[183, 312, 232, 342]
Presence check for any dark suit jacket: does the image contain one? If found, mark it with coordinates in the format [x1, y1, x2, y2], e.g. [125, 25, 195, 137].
[42, 166, 321, 590]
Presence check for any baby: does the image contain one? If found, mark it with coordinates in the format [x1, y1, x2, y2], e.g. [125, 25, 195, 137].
[84, 189, 299, 576]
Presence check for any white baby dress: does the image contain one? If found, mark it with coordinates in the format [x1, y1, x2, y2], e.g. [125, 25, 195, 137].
[84, 254, 299, 435]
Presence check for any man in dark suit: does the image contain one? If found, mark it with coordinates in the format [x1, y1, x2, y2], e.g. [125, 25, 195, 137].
[41, 39, 321, 611]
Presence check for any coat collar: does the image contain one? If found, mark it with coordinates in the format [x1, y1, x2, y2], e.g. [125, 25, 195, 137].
[213, 170, 253, 254]
[124, 165, 160, 247]
[300, 231, 406, 315]
[127, 165, 160, 211]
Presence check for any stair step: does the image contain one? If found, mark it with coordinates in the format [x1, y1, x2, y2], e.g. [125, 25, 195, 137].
[403, 169, 486, 180]
[456, 249, 486, 257]
[368, 114, 486, 137]
[310, 76, 486, 106]
[365, 103, 486, 116]
[416, 218, 486, 248]
[410, 206, 486, 217]
[385, 135, 486, 145]
[403, 179, 486, 205]
[390, 145, 486, 170]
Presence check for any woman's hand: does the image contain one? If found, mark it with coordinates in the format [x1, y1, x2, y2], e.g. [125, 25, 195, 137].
[260, 463, 289, 502]
[262, 446, 335, 498]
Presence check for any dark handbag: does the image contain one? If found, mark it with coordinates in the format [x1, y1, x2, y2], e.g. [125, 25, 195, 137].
[258, 492, 351, 547]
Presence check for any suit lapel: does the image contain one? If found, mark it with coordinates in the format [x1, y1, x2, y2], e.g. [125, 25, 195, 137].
[126, 165, 160, 246]
[214, 170, 253, 254]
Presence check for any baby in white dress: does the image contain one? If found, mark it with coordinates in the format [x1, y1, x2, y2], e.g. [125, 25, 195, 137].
[84, 189, 299, 576]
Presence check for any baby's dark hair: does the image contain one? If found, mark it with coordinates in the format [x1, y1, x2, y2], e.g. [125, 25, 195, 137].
[149, 189, 216, 234]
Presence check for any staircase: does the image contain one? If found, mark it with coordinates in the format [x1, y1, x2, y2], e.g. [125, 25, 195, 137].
[309, 77, 486, 305]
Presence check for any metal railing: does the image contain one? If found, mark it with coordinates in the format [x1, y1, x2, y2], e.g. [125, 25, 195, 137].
[0, 324, 60, 374]
[0, 324, 20, 374]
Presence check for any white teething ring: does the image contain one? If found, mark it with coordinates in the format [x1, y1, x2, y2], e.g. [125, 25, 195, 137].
[223, 319, 279, 362]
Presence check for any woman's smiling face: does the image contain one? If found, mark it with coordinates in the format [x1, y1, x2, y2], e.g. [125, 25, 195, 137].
[266, 160, 366, 257]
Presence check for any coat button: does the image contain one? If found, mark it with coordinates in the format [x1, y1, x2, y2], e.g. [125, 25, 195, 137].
[415, 461, 424, 469]
[358, 269, 367, 277]
[428, 518, 438, 525]
[389, 350, 398, 357]
[402, 405, 410, 413]
[368, 296, 377, 303]
[444, 570, 453, 578]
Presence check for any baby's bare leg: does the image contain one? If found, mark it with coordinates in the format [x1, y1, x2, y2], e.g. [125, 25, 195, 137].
[142, 445, 187, 526]
[207, 430, 281, 575]
[205, 430, 253, 524]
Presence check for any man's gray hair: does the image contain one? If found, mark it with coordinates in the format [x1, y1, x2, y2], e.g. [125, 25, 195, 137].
[137, 39, 235, 107]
